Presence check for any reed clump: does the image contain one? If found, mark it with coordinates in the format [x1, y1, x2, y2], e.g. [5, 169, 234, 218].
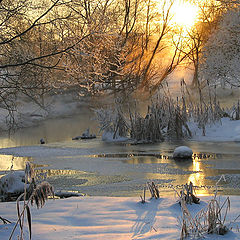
[95, 106, 129, 139]
[179, 182, 200, 205]
[179, 179, 232, 239]
[95, 80, 239, 143]
[140, 181, 160, 203]
[8, 162, 54, 240]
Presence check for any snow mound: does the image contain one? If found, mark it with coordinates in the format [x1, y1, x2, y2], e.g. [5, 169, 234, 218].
[173, 146, 193, 159]
[102, 131, 128, 142]
[0, 171, 27, 198]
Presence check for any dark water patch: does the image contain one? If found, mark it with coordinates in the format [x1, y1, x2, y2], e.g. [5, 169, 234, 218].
[92, 151, 224, 162]
[92, 153, 170, 159]
[0, 108, 98, 148]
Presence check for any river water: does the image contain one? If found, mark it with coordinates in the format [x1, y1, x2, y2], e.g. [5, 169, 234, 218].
[0, 112, 240, 197]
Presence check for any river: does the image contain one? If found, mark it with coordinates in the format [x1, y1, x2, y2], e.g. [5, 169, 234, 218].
[0, 111, 240, 197]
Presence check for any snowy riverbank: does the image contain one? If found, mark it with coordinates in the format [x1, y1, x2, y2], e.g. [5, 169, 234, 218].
[189, 117, 240, 142]
[1, 195, 240, 240]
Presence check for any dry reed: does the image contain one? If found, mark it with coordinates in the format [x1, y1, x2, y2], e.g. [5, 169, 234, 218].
[8, 162, 54, 240]
[140, 181, 160, 203]
[179, 177, 233, 239]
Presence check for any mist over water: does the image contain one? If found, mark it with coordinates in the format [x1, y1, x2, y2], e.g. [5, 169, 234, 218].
[0, 108, 98, 148]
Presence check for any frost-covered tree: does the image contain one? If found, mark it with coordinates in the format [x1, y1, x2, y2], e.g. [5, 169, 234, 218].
[201, 5, 240, 87]
[0, 0, 74, 128]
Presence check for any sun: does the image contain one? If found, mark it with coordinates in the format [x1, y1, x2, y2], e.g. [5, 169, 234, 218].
[171, 1, 199, 29]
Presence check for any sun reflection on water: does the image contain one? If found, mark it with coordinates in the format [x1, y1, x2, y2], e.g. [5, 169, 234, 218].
[188, 155, 211, 196]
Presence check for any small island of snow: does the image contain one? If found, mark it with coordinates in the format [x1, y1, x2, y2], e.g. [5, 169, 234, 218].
[173, 146, 193, 159]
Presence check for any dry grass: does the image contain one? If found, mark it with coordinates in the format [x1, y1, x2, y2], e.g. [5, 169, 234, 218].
[9, 162, 54, 240]
[179, 197, 229, 239]
[140, 181, 160, 203]
[180, 182, 200, 205]
[0, 216, 11, 224]
[94, 105, 129, 139]
[172, 182, 200, 205]
[147, 182, 160, 199]
[179, 197, 203, 240]
[179, 178, 233, 239]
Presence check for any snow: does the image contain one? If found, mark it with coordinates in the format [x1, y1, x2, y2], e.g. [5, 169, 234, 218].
[1, 195, 240, 240]
[0, 146, 96, 158]
[189, 118, 240, 142]
[173, 146, 193, 159]
[0, 171, 26, 195]
[102, 131, 129, 142]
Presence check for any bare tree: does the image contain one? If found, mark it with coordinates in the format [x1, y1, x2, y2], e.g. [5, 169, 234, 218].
[0, 0, 95, 129]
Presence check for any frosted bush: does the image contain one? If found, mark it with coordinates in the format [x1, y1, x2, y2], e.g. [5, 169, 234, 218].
[94, 107, 129, 140]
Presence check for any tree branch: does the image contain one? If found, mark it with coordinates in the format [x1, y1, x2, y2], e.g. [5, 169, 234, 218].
[0, 0, 60, 45]
[0, 32, 94, 69]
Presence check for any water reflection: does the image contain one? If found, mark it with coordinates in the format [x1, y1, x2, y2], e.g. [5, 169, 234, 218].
[188, 157, 200, 186]
[0, 155, 32, 171]
[120, 152, 221, 195]
[187, 156, 211, 195]
[1, 139, 240, 197]
[0, 108, 98, 148]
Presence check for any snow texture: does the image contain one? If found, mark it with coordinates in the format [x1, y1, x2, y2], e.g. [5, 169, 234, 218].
[189, 118, 240, 142]
[1, 195, 240, 240]
[0, 171, 26, 195]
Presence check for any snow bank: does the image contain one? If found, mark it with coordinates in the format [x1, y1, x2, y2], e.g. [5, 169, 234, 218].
[173, 146, 193, 159]
[1, 196, 240, 240]
[99, 117, 240, 143]
[189, 118, 240, 142]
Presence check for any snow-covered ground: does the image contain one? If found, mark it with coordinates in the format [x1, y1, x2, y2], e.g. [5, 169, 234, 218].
[189, 118, 240, 142]
[1, 195, 240, 240]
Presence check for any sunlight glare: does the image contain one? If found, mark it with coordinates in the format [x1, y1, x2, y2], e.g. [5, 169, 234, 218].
[171, 1, 199, 28]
